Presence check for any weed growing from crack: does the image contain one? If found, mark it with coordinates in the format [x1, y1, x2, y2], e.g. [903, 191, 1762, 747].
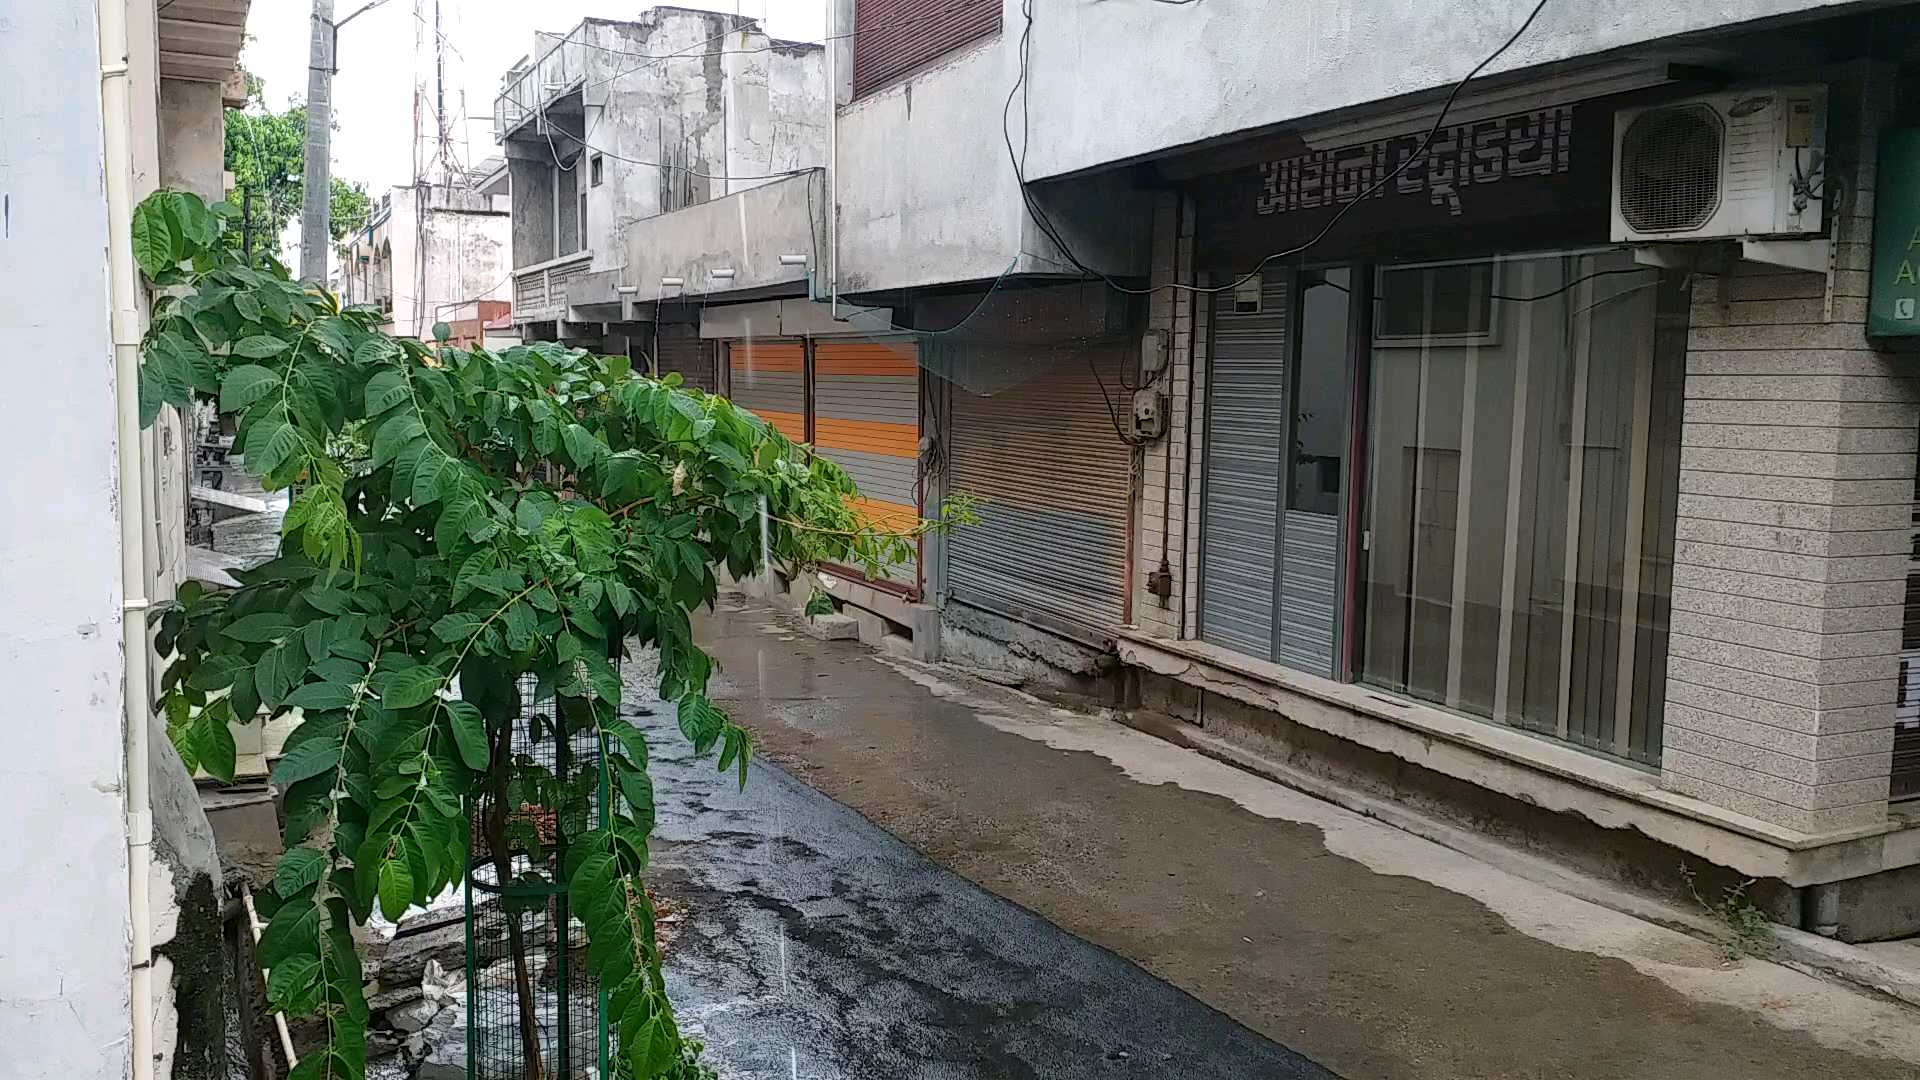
[1680, 864, 1773, 961]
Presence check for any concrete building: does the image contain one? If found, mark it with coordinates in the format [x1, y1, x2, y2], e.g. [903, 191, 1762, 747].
[499, 0, 1920, 941]
[338, 168, 514, 339]
[3, 5, 247, 1078]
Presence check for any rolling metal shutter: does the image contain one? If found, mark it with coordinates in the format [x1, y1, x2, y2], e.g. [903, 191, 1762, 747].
[946, 347, 1133, 634]
[654, 325, 715, 394]
[814, 340, 921, 591]
[852, 0, 1001, 99]
[726, 341, 806, 442]
[1200, 274, 1289, 659]
[1279, 511, 1339, 676]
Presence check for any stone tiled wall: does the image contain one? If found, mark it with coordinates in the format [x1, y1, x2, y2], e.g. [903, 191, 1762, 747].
[1659, 66, 1917, 833]
[1133, 194, 1204, 639]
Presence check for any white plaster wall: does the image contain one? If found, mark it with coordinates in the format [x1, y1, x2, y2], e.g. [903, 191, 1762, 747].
[724, 41, 826, 197]
[0, 6, 135, 1079]
[385, 184, 513, 337]
[1021, 0, 1868, 180]
[420, 206, 513, 328]
[833, 33, 1030, 293]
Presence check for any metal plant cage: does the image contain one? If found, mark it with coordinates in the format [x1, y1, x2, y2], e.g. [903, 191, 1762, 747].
[464, 675, 611, 1080]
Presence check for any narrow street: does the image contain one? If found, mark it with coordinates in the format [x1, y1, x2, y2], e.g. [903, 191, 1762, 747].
[636, 597, 1920, 1080]
[629, 656, 1329, 1079]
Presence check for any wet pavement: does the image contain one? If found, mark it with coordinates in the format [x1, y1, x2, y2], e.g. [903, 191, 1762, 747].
[630, 657, 1332, 1079]
[685, 598, 1920, 1080]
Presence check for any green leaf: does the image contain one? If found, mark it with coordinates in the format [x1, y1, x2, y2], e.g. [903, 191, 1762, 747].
[257, 897, 321, 968]
[363, 368, 409, 414]
[284, 680, 355, 712]
[432, 321, 451, 342]
[270, 735, 343, 786]
[233, 335, 290, 358]
[446, 700, 489, 770]
[370, 415, 426, 469]
[256, 639, 304, 707]
[221, 364, 280, 411]
[616, 766, 655, 832]
[567, 850, 620, 925]
[194, 708, 237, 782]
[220, 612, 296, 642]
[131, 202, 177, 278]
[377, 666, 443, 710]
[265, 954, 322, 1014]
[355, 337, 403, 366]
[377, 856, 413, 922]
[233, 291, 263, 323]
[274, 847, 329, 897]
[242, 415, 302, 478]
[562, 423, 604, 469]
[430, 611, 487, 644]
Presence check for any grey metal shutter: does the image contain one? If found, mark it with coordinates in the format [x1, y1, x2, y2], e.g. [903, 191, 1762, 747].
[1279, 510, 1339, 676]
[655, 326, 715, 394]
[946, 345, 1132, 634]
[1200, 273, 1289, 659]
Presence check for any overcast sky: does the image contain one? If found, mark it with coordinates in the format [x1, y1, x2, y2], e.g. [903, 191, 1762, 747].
[242, 1, 828, 194]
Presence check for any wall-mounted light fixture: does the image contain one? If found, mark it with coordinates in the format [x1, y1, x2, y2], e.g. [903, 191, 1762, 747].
[778, 253, 809, 266]
[710, 268, 737, 281]
[660, 276, 685, 288]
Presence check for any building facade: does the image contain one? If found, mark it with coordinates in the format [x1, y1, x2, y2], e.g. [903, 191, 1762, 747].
[498, 0, 1920, 940]
[2, 3, 247, 1077]
[337, 171, 514, 340]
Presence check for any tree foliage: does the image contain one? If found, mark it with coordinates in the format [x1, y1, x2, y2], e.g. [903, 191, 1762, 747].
[225, 74, 374, 260]
[134, 190, 966, 1079]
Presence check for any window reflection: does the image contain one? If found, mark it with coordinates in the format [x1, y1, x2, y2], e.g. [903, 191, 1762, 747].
[1360, 251, 1685, 764]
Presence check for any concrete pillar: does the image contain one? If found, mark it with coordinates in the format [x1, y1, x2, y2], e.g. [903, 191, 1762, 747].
[1133, 192, 1200, 640]
[1659, 68, 1912, 833]
[158, 79, 226, 201]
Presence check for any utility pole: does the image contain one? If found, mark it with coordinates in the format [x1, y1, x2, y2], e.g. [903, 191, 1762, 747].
[298, 0, 334, 283]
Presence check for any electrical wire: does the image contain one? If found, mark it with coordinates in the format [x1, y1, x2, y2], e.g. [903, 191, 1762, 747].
[1004, 0, 1555, 297]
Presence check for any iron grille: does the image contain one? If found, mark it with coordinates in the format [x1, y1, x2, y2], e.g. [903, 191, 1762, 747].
[465, 675, 609, 1079]
[1619, 105, 1724, 233]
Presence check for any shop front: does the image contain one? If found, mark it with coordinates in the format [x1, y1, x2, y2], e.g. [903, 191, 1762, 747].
[1188, 96, 1688, 766]
[721, 333, 925, 595]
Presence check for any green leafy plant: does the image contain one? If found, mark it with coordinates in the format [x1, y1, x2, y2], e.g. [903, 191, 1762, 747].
[134, 190, 967, 1079]
[1679, 863, 1773, 960]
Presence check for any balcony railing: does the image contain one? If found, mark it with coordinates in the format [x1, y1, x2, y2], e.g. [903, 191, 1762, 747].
[494, 25, 591, 141]
[511, 251, 594, 323]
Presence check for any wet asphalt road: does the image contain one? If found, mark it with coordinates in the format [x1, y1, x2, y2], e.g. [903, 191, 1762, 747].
[625, 675, 1333, 1080]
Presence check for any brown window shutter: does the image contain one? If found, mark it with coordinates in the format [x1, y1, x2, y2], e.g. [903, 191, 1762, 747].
[852, 0, 1002, 99]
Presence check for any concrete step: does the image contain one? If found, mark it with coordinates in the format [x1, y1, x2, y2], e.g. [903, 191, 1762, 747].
[801, 612, 859, 641]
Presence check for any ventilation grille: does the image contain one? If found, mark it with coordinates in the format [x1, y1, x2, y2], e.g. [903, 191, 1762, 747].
[1619, 105, 1725, 233]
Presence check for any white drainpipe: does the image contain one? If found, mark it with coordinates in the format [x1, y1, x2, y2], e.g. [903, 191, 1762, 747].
[825, 0, 839, 320]
[99, 1, 158, 1077]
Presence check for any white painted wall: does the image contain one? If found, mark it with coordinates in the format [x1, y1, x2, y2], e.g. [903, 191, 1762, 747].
[382, 184, 513, 338]
[833, 33, 1029, 293]
[0, 6, 135, 1078]
[1020, 0, 1867, 180]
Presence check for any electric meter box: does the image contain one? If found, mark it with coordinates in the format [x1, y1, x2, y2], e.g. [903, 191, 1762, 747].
[1869, 128, 1920, 346]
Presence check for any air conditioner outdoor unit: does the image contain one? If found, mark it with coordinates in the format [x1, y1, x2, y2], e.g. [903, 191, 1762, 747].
[1611, 85, 1828, 243]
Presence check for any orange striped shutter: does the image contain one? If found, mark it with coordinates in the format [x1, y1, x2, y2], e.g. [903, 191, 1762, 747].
[813, 340, 921, 592]
[726, 341, 806, 442]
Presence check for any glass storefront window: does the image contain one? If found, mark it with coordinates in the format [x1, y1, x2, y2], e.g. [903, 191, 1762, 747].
[1290, 269, 1350, 516]
[1358, 250, 1686, 764]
